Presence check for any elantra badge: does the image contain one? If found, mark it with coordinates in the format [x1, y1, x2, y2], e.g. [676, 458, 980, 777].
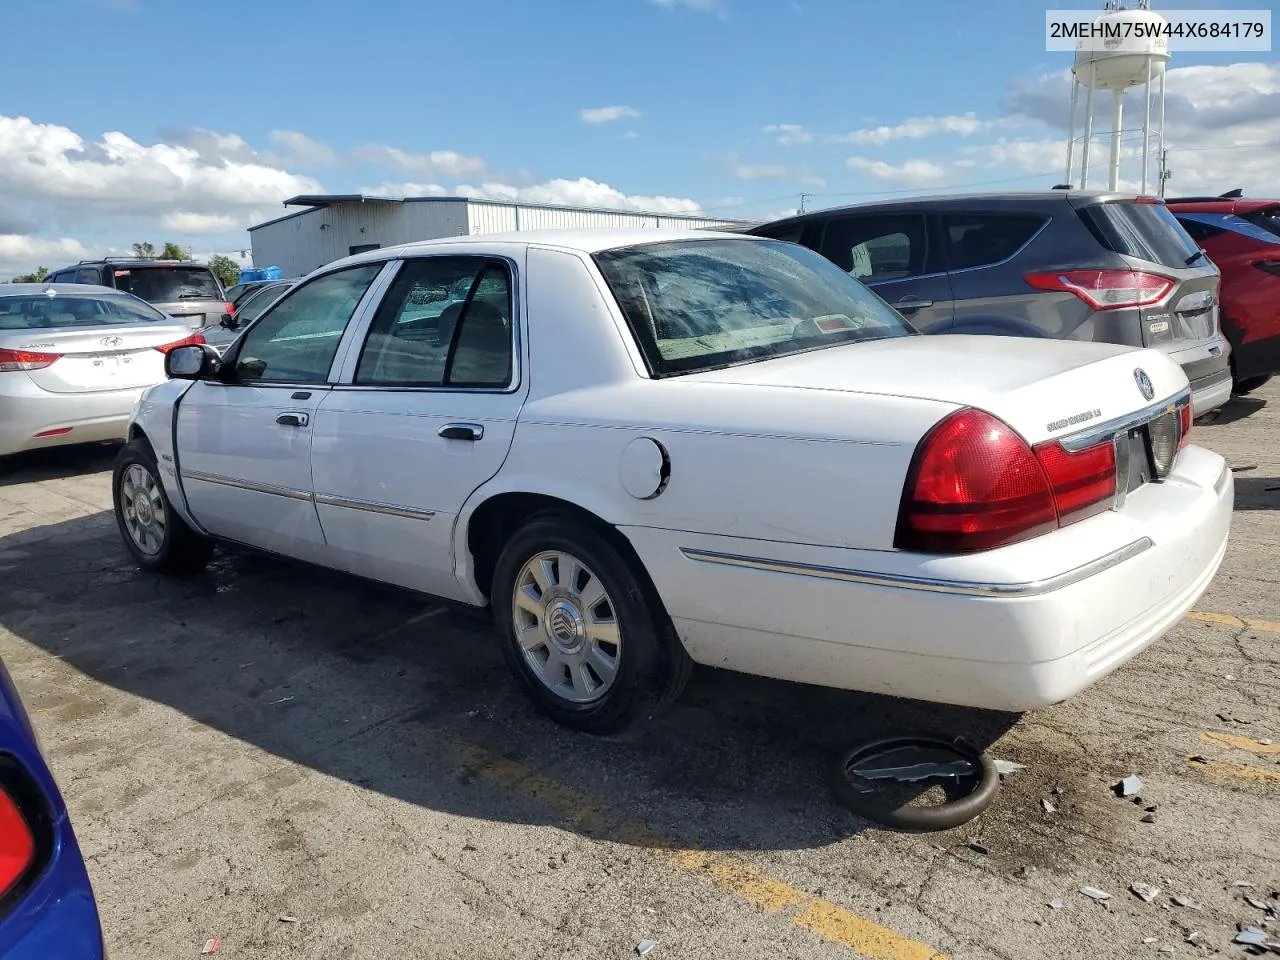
[1134, 367, 1155, 401]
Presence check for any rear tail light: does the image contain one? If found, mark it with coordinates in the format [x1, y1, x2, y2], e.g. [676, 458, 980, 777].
[1179, 401, 1192, 449]
[1254, 261, 1280, 277]
[224, 301, 236, 317]
[0, 348, 61, 372]
[0, 786, 34, 899]
[1024, 270, 1174, 310]
[895, 408, 1118, 554]
[153, 333, 206, 354]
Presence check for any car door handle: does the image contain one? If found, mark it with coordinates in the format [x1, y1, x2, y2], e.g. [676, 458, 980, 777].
[276, 412, 310, 428]
[893, 297, 934, 311]
[438, 422, 483, 441]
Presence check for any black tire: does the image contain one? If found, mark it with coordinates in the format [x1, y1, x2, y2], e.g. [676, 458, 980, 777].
[112, 438, 213, 574]
[491, 510, 692, 735]
[1234, 375, 1271, 396]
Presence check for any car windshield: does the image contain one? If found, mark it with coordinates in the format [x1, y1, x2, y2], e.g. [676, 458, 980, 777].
[592, 238, 916, 377]
[112, 266, 222, 302]
[0, 292, 168, 329]
[236, 283, 293, 325]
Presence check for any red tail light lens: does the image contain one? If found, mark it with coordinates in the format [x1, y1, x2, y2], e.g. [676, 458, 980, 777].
[1024, 270, 1174, 310]
[897, 409, 1120, 554]
[225, 301, 236, 317]
[0, 347, 61, 372]
[1179, 401, 1192, 449]
[153, 333, 206, 354]
[0, 786, 34, 898]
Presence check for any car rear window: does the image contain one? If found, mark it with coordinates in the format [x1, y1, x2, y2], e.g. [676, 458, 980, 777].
[112, 266, 222, 302]
[1078, 201, 1202, 268]
[593, 238, 915, 377]
[1176, 212, 1280, 246]
[1243, 205, 1280, 240]
[0, 293, 167, 329]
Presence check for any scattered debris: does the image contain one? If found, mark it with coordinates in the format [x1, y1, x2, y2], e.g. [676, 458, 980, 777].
[1185, 931, 1203, 944]
[269, 696, 294, 705]
[278, 915, 299, 923]
[1141, 812, 1158, 824]
[1041, 798, 1057, 814]
[1234, 881, 1257, 888]
[1143, 938, 1157, 944]
[1048, 900, 1064, 910]
[1052, 786, 1063, 795]
[1245, 896, 1275, 913]
[1131, 882, 1161, 903]
[1144, 804, 1158, 812]
[1080, 886, 1112, 902]
[1158, 946, 1174, 955]
[993, 760, 1026, 777]
[462, 843, 477, 852]
[636, 939, 658, 956]
[1232, 463, 1259, 472]
[967, 839, 990, 855]
[1170, 894, 1200, 910]
[1234, 927, 1273, 949]
[1218, 711, 1256, 725]
[1189, 755, 1209, 764]
[1015, 865, 1037, 880]
[1225, 674, 1238, 681]
[201, 940, 221, 956]
[1115, 774, 1144, 797]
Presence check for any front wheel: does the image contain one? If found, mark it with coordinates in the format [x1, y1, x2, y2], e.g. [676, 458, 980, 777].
[113, 439, 213, 574]
[491, 512, 691, 735]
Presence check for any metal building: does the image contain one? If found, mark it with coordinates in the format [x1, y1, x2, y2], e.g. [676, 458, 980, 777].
[248, 195, 750, 278]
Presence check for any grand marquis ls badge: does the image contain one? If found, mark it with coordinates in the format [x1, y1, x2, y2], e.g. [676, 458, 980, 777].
[1134, 367, 1154, 401]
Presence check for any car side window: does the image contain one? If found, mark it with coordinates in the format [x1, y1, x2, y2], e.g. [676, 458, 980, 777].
[354, 257, 513, 388]
[75, 266, 102, 284]
[818, 215, 928, 282]
[233, 263, 383, 384]
[941, 214, 1046, 270]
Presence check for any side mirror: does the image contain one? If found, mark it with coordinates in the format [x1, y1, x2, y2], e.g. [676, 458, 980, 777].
[219, 313, 237, 329]
[165, 343, 221, 380]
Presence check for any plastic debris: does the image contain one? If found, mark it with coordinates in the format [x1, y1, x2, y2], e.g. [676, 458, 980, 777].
[269, 696, 295, 705]
[1143, 938, 1157, 944]
[1235, 881, 1256, 888]
[1131, 882, 1161, 903]
[993, 760, 1026, 776]
[278, 915, 299, 923]
[1185, 931, 1203, 944]
[1235, 927, 1269, 947]
[1080, 886, 1112, 901]
[1048, 900, 1064, 910]
[1218, 711, 1255, 725]
[1141, 812, 1158, 824]
[1246, 896, 1273, 911]
[637, 940, 658, 956]
[1041, 798, 1057, 814]
[1225, 674, 1238, 681]
[1170, 894, 1199, 909]
[1231, 463, 1258, 472]
[1115, 774, 1143, 797]
[1158, 947, 1174, 954]
[1015, 865, 1037, 880]
[967, 839, 990, 855]
[201, 940, 221, 956]
[1188, 754, 1209, 764]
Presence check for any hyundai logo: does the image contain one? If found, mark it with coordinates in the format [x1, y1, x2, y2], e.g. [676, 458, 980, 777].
[100, 335, 123, 348]
[1134, 367, 1155, 401]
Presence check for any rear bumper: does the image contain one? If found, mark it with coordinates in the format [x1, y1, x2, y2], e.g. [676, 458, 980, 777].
[1190, 367, 1234, 416]
[624, 445, 1232, 712]
[0, 378, 142, 456]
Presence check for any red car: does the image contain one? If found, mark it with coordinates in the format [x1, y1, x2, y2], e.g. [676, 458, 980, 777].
[1167, 190, 1280, 395]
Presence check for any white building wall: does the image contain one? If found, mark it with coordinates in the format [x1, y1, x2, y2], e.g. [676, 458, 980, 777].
[465, 200, 743, 234]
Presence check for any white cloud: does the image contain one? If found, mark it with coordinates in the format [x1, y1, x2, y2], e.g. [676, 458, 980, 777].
[353, 144, 489, 179]
[624, 131, 640, 140]
[725, 153, 825, 187]
[764, 123, 812, 146]
[579, 105, 642, 125]
[364, 177, 702, 214]
[846, 157, 951, 187]
[0, 235, 88, 278]
[160, 211, 243, 234]
[269, 130, 337, 166]
[831, 113, 1006, 146]
[361, 182, 449, 198]
[650, 0, 722, 10]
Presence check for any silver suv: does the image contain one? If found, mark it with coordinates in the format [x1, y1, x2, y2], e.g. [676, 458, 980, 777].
[46, 258, 229, 333]
[747, 191, 1233, 416]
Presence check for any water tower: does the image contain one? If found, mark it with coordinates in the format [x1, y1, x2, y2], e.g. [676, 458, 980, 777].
[1064, 0, 1171, 193]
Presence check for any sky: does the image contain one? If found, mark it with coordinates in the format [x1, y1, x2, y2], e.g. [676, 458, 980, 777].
[1, 0, 1277, 276]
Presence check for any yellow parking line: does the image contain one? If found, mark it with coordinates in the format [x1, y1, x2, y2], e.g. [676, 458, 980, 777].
[1201, 732, 1280, 755]
[455, 744, 947, 960]
[1186, 611, 1280, 634]
[1187, 755, 1280, 783]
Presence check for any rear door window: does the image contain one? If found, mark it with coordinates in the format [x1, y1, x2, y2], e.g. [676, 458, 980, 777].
[1243, 206, 1280, 240]
[1078, 201, 1202, 268]
[817, 215, 929, 282]
[112, 266, 222, 302]
[941, 214, 1046, 270]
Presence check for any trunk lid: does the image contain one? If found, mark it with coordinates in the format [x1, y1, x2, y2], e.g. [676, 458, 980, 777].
[2, 322, 194, 394]
[683, 333, 1188, 445]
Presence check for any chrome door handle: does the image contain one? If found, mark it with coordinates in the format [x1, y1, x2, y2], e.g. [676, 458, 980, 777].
[276, 412, 309, 427]
[893, 297, 933, 311]
[438, 422, 483, 441]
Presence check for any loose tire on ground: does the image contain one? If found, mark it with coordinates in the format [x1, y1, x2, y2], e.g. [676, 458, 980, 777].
[113, 438, 213, 574]
[490, 510, 692, 735]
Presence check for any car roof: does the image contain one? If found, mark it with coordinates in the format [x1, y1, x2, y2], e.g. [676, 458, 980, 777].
[0, 282, 124, 296]
[77, 258, 213, 267]
[1166, 197, 1280, 214]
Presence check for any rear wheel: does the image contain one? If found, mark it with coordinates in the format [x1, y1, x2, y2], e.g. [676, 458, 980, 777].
[113, 439, 213, 573]
[1234, 375, 1271, 396]
[491, 511, 691, 735]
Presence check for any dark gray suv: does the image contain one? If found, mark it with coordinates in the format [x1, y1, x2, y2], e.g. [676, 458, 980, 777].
[747, 191, 1232, 416]
[45, 258, 229, 333]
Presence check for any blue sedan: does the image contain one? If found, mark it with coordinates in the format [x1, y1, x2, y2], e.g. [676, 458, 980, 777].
[0, 657, 104, 958]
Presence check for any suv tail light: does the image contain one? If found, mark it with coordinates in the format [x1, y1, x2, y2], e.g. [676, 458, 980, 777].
[0, 348, 61, 372]
[153, 333, 206, 354]
[1024, 270, 1174, 310]
[0, 786, 34, 899]
[896, 408, 1118, 554]
[224, 301, 236, 317]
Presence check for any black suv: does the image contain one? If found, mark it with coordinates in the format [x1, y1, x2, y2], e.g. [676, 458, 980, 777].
[747, 190, 1232, 416]
[45, 258, 229, 332]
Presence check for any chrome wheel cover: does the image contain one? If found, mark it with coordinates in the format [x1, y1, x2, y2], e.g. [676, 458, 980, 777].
[120, 463, 167, 557]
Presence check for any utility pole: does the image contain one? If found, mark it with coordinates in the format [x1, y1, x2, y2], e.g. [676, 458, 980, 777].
[1157, 148, 1172, 197]
[798, 192, 810, 214]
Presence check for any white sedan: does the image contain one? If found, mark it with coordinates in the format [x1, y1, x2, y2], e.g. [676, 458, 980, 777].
[114, 230, 1233, 733]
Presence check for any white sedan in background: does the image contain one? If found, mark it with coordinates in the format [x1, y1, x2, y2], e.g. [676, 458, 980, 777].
[0, 283, 203, 457]
[114, 230, 1232, 733]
